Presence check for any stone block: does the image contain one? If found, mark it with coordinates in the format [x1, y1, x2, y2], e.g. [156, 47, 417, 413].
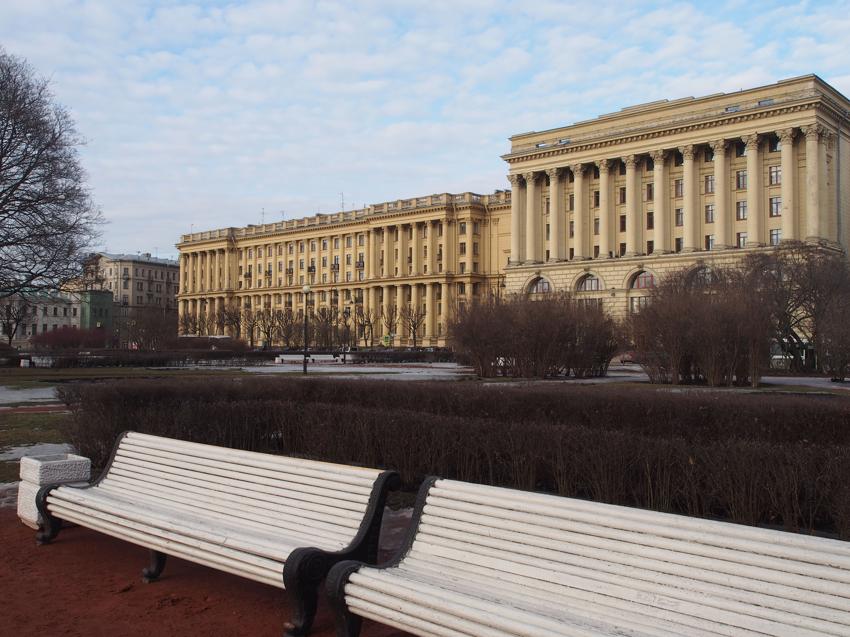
[17, 454, 91, 529]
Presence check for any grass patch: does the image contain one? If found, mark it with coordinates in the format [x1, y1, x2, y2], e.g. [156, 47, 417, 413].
[0, 412, 71, 449]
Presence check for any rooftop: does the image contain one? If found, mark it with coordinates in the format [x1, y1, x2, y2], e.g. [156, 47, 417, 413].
[98, 252, 179, 266]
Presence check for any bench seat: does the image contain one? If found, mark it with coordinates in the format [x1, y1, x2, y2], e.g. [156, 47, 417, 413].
[36, 432, 399, 636]
[329, 478, 850, 637]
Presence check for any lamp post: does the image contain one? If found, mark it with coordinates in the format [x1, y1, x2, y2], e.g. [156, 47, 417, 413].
[302, 284, 310, 374]
[342, 300, 353, 364]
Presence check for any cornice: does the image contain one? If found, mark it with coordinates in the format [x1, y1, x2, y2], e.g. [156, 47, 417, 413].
[503, 100, 823, 165]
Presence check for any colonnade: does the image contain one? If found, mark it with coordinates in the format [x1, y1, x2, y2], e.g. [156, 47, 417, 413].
[509, 124, 829, 265]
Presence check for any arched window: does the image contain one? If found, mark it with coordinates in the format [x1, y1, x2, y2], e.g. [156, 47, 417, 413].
[630, 271, 656, 289]
[577, 274, 602, 292]
[685, 265, 715, 288]
[527, 277, 551, 294]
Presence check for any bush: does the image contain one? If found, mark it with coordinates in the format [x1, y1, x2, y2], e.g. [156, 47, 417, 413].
[60, 377, 850, 537]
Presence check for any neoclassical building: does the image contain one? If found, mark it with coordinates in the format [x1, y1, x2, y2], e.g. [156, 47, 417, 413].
[177, 192, 512, 345]
[178, 74, 850, 345]
[503, 74, 850, 313]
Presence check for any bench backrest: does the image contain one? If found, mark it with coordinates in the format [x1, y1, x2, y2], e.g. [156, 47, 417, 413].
[406, 478, 850, 637]
[98, 432, 385, 551]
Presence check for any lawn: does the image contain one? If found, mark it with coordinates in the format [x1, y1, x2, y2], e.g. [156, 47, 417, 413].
[0, 411, 73, 483]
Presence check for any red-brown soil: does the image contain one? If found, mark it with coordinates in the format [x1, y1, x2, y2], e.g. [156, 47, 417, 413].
[0, 509, 410, 637]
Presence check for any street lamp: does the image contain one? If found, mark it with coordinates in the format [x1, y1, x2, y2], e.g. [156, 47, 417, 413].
[342, 300, 353, 364]
[302, 284, 311, 374]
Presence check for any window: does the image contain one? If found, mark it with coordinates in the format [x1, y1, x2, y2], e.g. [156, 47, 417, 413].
[457, 282, 466, 295]
[593, 190, 600, 207]
[473, 221, 480, 234]
[619, 162, 626, 175]
[736, 170, 747, 190]
[346, 236, 352, 247]
[704, 148, 714, 162]
[673, 152, 683, 167]
[736, 201, 748, 220]
[358, 235, 365, 246]
[459, 242, 467, 256]
[123, 280, 129, 289]
[630, 296, 649, 313]
[646, 183, 654, 201]
[675, 238, 683, 253]
[646, 211, 654, 230]
[646, 240, 654, 254]
[619, 215, 626, 232]
[473, 242, 479, 256]
[674, 179, 683, 197]
[737, 232, 748, 248]
[593, 218, 600, 236]
[769, 197, 782, 217]
[459, 262, 466, 274]
[645, 157, 654, 172]
[569, 221, 574, 238]
[632, 271, 656, 289]
[594, 245, 600, 258]
[577, 274, 601, 291]
[705, 175, 715, 194]
[769, 135, 780, 152]
[619, 187, 626, 205]
[769, 165, 781, 185]
[770, 228, 782, 245]
[299, 242, 305, 253]
[311, 241, 316, 252]
[248, 248, 253, 259]
[459, 222, 467, 235]
[675, 208, 684, 227]
[527, 277, 551, 294]
[705, 204, 715, 224]
[705, 234, 715, 250]
[569, 193, 574, 211]
[735, 141, 746, 157]
[346, 254, 352, 265]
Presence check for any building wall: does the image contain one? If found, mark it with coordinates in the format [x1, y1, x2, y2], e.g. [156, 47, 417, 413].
[3, 293, 75, 348]
[178, 193, 511, 346]
[177, 75, 850, 346]
[502, 74, 850, 308]
[87, 252, 180, 313]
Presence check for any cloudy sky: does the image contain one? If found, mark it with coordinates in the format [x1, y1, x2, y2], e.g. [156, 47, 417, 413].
[2, 1, 849, 259]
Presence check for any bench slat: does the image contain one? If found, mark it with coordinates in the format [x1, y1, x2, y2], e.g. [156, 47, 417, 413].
[418, 504, 850, 610]
[118, 441, 376, 496]
[96, 481, 357, 547]
[48, 503, 284, 588]
[126, 432, 381, 481]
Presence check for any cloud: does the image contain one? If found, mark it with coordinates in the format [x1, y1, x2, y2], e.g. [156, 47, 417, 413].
[1, 0, 848, 257]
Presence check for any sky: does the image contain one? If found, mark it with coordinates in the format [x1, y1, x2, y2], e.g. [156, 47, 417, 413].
[2, 0, 850, 260]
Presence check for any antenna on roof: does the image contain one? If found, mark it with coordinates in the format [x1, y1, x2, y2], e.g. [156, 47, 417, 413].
[261, 207, 265, 225]
[340, 192, 345, 212]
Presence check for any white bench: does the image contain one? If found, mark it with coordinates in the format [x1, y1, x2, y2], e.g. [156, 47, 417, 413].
[35, 431, 399, 637]
[328, 477, 850, 637]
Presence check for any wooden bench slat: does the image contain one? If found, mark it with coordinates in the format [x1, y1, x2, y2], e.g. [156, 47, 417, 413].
[400, 544, 848, 637]
[423, 496, 850, 582]
[433, 481, 850, 559]
[119, 441, 376, 495]
[48, 503, 285, 588]
[113, 451, 373, 506]
[108, 458, 370, 513]
[96, 481, 359, 547]
[101, 469, 365, 525]
[127, 432, 382, 481]
[418, 506, 850, 607]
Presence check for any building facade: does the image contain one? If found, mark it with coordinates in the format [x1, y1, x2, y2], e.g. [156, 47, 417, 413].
[503, 74, 850, 313]
[83, 252, 180, 313]
[177, 192, 512, 346]
[2, 292, 76, 348]
[178, 75, 850, 345]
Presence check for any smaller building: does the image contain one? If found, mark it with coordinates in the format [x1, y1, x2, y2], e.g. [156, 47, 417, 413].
[77, 290, 113, 333]
[83, 252, 180, 313]
[2, 291, 76, 348]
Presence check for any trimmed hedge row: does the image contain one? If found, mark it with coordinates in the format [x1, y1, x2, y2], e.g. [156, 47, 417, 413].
[59, 377, 850, 537]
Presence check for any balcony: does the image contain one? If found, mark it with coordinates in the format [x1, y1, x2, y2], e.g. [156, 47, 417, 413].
[307, 265, 316, 274]
[286, 268, 294, 274]
[330, 263, 340, 272]
[355, 261, 365, 269]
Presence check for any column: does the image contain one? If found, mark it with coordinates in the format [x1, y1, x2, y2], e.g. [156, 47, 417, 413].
[779, 128, 797, 241]
[368, 285, 379, 336]
[508, 174, 522, 264]
[427, 221, 437, 274]
[439, 281, 450, 340]
[412, 223, 422, 275]
[651, 151, 669, 253]
[365, 230, 373, 279]
[445, 219, 457, 273]
[745, 134, 763, 246]
[425, 282, 436, 339]
[571, 164, 588, 259]
[711, 140, 730, 249]
[524, 171, 540, 263]
[547, 168, 564, 261]
[224, 248, 231, 290]
[399, 224, 409, 276]
[411, 283, 421, 313]
[680, 145, 698, 251]
[624, 155, 641, 256]
[803, 124, 824, 241]
[382, 226, 392, 277]
[596, 159, 612, 258]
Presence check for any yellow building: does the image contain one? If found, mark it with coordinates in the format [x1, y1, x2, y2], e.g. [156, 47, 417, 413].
[177, 192, 512, 346]
[503, 74, 850, 313]
[178, 74, 850, 344]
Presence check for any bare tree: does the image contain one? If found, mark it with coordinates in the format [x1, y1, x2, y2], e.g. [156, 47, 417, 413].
[241, 308, 259, 348]
[125, 307, 176, 351]
[355, 306, 376, 347]
[0, 49, 102, 299]
[220, 303, 242, 339]
[314, 306, 338, 349]
[270, 308, 294, 348]
[178, 312, 198, 336]
[400, 304, 427, 348]
[256, 309, 278, 348]
[2, 297, 32, 345]
[381, 305, 399, 347]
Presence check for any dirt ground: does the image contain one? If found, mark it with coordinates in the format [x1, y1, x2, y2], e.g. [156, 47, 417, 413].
[0, 509, 411, 637]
